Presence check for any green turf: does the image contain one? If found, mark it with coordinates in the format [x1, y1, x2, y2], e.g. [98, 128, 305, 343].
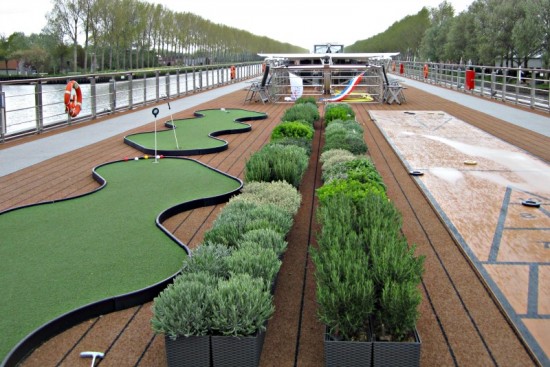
[0, 157, 241, 360]
[125, 108, 267, 151]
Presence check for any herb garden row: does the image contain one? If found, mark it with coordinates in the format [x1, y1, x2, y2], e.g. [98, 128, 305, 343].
[150, 99, 425, 367]
[151, 99, 319, 367]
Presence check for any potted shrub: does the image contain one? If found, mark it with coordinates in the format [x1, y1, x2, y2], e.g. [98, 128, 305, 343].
[324, 103, 355, 124]
[371, 280, 422, 367]
[323, 119, 367, 154]
[294, 96, 318, 106]
[241, 228, 288, 258]
[232, 180, 302, 217]
[281, 102, 320, 125]
[315, 148, 425, 366]
[181, 242, 232, 278]
[244, 143, 309, 188]
[312, 236, 375, 367]
[225, 241, 281, 292]
[151, 271, 218, 367]
[271, 120, 314, 141]
[210, 273, 274, 367]
[202, 200, 293, 248]
[369, 234, 424, 367]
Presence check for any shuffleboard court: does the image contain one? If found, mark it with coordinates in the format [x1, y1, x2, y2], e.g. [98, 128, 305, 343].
[369, 110, 550, 366]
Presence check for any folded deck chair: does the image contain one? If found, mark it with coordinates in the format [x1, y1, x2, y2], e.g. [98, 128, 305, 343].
[244, 65, 271, 103]
[382, 64, 406, 104]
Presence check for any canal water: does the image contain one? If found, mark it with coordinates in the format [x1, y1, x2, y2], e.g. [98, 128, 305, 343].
[2, 71, 218, 135]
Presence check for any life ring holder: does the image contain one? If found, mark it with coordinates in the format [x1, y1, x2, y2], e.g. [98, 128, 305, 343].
[64, 80, 82, 118]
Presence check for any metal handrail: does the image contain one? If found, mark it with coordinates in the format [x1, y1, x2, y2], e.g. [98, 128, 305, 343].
[268, 64, 384, 102]
[386, 61, 549, 112]
[0, 62, 262, 142]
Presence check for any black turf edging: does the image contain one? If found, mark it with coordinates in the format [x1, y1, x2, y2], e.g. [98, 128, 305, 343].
[123, 109, 267, 156]
[1, 157, 243, 367]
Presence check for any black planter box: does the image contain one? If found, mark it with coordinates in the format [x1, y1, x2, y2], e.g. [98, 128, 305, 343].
[164, 335, 211, 367]
[372, 328, 421, 367]
[211, 330, 265, 367]
[324, 326, 373, 367]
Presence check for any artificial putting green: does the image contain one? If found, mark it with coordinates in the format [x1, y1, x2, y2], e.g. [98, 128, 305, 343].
[124, 108, 267, 155]
[0, 157, 241, 361]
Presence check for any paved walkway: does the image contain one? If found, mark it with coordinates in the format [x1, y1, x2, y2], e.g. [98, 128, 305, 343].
[1, 77, 548, 178]
[0, 82, 249, 177]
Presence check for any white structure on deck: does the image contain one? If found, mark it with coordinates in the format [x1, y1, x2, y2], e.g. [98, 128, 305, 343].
[256, 48, 401, 103]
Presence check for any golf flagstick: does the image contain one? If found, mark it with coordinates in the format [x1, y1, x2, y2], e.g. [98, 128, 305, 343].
[152, 107, 159, 163]
[167, 99, 179, 149]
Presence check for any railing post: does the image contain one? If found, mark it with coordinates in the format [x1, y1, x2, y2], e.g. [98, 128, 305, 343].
[192, 68, 196, 92]
[0, 89, 6, 142]
[323, 63, 331, 95]
[90, 76, 97, 118]
[490, 71, 496, 98]
[165, 72, 170, 98]
[35, 82, 44, 131]
[501, 69, 507, 102]
[176, 70, 180, 96]
[128, 73, 133, 110]
[515, 68, 520, 104]
[530, 75, 536, 109]
[211, 67, 214, 87]
[217, 67, 220, 87]
[155, 70, 160, 103]
[109, 77, 116, 113]
[143, 72, 147, 104]
[480, 68, 485, 97]
[185, 69, 189, 94]
[199, 69, 203, 90]
[205, 66, 210, 89]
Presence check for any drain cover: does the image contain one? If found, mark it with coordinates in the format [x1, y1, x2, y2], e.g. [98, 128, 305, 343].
[521, 199, 541, 208]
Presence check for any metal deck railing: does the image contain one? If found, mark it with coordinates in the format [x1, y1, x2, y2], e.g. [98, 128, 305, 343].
[0, 63, 262, 142]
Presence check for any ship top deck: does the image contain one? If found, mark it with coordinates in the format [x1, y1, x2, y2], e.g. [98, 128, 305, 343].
[1, 76, 549, 367]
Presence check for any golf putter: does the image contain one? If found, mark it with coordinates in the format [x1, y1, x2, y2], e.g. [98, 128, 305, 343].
[80, 351, 104, 366]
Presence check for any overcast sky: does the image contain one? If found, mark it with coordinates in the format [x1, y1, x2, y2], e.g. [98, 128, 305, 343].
[1, 0, 475, 51]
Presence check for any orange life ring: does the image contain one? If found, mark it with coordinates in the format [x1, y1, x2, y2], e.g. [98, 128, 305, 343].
[64, 80, 82, 118]
[230, 65, 236, 80]
[423, 64, 429, 79]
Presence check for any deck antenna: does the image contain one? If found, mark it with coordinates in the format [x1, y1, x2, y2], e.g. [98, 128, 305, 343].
[152, 107, 160, 163]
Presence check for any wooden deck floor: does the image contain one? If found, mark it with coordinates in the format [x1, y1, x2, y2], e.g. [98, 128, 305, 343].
[1, 83, 548, 367]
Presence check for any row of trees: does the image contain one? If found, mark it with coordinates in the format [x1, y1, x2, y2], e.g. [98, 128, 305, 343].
[1, 0, 306, 75]
[346, 0, 550, 68]
[2, 0, 549, 75]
